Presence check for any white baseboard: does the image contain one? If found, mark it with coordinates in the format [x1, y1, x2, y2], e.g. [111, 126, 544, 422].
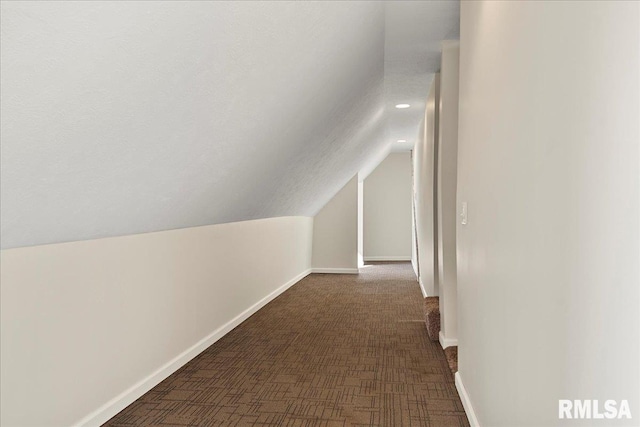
[74, 268, 312, 427]
[311, 268, 359, 274]
[363, 256, 412, 261]
[439, 331, 458, 349]
[455, 371, 480, 427]
[419, 277, 427, 298]
[411, 260, 418, 279]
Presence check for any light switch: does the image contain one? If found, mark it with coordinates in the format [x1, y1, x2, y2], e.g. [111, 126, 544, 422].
[461, 202, 468, 225]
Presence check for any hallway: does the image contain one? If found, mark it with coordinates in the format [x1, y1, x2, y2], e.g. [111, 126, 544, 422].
[105, 263, 468, 426]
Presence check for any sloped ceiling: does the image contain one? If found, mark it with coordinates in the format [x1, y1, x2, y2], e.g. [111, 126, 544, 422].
[0, 1, 458, 249]
[385, 0, 460, 151]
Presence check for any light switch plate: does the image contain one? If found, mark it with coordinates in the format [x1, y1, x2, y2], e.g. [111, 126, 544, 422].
[461, 202, 468, 225]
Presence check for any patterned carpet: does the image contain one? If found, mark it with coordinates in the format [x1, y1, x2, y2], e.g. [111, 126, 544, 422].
[105, 262, 469, 426]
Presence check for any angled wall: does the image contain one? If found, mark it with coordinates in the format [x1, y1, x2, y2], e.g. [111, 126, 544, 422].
[363, 152, 412, 261]
[0, 1, 386, 249]
[0, 2, 385, 420]
[436, 41, 460, 348]
[456, 1, 639, 426]
[312, 175, 358, 273]
[0, 217, 313, 426]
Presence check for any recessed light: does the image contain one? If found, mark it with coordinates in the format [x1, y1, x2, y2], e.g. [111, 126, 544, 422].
[397, 139, 407, 143]
[395, 104, 410, 109]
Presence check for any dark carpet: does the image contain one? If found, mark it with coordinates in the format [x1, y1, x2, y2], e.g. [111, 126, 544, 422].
[443, 347, 458, 375]
[104, 262, 469, 426]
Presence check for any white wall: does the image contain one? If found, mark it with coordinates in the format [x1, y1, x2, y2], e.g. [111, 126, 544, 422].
[312, 175, 358, 273]
[413, 74, 440, 296]
[412, 142, 420, 281]
[363, 152, 413, 261]
[411, 189, 418, 279]
[0, 216, 313, 427]
[358, 180, 364, 267]
[457, 2, 639, 426]
[436, 41, 460, 348]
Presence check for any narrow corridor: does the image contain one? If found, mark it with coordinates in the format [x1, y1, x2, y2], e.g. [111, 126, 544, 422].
[106, 263, 468, 426]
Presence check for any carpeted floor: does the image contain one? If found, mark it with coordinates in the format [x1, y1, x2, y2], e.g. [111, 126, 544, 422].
[104, 262, 469, 426]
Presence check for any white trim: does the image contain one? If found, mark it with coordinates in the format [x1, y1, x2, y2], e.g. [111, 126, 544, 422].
[455, 371, 481, 427]
[419, 277, 427, 298]
[311, 268, 359, 274]
[411, 259, 418, 279]
[439, 331, 458, 349]
[363, 256, 412, 261]
[73, 268, 312, 427]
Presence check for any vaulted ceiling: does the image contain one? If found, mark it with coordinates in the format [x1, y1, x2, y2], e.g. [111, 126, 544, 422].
[385, 0, 460, 151]
[0, 1, 459, 249]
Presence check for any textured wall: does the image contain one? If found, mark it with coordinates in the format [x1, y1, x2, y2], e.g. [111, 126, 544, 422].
[0, 1, 387, 248]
